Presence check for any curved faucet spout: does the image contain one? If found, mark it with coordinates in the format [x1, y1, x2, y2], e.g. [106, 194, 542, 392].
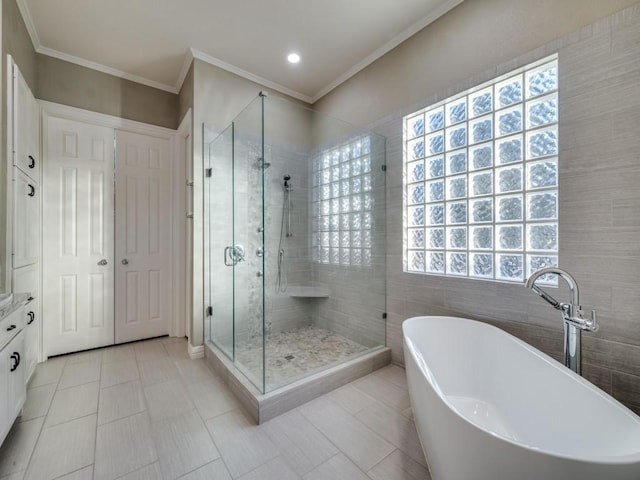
[525, 266, 580, 308]
[530, 284, 561, 310]
[525, 267, 598, 376]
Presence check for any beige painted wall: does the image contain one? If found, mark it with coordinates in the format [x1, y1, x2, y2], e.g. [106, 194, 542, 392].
[37, 55, 179, 129]
[316, 0, 640, 410]
[314, 0, 638, 125]
[178, 63, 194, 127]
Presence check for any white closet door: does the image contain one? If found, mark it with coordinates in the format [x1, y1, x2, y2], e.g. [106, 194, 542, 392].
[114, 130, 171, 343]
[43, 117, 115, 356]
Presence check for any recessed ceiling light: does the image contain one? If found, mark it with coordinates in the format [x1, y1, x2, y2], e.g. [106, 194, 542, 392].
[287, 53, 301, 64]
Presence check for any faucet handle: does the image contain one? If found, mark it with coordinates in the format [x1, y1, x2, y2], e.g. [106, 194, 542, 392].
[589, 310, 599, 332]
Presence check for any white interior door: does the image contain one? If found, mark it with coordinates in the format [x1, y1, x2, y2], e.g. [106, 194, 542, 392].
[115, 130, 171, 343]
[43, 117, 115, 356]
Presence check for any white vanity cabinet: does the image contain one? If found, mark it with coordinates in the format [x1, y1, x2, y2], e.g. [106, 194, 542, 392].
[8, 56, 42, 378]
[0, 305, 26, 446]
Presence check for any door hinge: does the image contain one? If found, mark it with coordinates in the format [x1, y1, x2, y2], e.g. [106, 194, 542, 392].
[381, 165, 387, 172]
[205, 168, 212, 178]
[206, 306, 213, 317]
[382, 312, 387, 319]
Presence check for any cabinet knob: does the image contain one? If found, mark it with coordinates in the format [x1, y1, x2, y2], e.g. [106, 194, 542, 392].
[121, 259, 129, 265]
[98, 259, 108, 266]
[27, 311, 35, 325]
[28, 184, 35, 197]
[6, 324, 16, 331]
[28, 155, 35, 168]
[10, 352, 20, 372]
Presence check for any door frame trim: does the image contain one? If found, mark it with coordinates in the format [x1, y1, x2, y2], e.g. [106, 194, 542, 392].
[40, 101, 185, 342]
[176, 109, 192, 341]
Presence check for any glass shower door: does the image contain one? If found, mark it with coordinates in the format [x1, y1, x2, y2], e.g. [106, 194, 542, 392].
[207, 125, 234, 358]
[231, 94, 266, 392]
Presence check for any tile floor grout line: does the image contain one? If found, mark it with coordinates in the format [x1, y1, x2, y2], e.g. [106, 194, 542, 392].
[4, 344, 423, 480]
[364, 447, 399, 476]
[20, 371, 62, 479]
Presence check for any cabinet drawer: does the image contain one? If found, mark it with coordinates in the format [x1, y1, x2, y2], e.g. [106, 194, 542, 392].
[0, 308, 24, 352]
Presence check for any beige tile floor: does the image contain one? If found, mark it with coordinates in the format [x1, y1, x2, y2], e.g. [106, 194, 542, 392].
[0, 337, 430, 480]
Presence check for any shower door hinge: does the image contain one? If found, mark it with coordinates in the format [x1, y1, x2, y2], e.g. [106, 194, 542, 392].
[205, 168, 212, 178]
[206, 306, 213, 317]
[381, 165, 387, 172]
[382, 312, 387, 319]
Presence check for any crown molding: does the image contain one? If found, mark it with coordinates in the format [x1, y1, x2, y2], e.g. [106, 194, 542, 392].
[16, 0, 40, 52]
[175, 49, 195, 93]
[310, 0, 464, 102]
[16, 0, 178, 93]
[17, 0, 464, 103]
[190, 49, 313, 104]
[37, 46, 178, 93]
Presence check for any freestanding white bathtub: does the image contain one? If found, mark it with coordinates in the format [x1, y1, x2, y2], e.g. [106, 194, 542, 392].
[403, 316, 640, 480]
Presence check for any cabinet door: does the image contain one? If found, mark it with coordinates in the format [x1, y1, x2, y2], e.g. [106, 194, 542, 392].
[24, 302, 39, 381]
[12, 264, 38, 301]
[7, 330, 25, 420]
[14, 65, 40, 179]
[13, 169, 39, 268]
[0, 342, 9, 445]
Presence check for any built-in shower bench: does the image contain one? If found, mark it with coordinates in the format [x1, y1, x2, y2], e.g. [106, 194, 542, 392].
[286, 286, 330, 298]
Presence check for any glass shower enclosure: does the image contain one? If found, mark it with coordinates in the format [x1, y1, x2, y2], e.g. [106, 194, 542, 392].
[204, 93, 386, 394]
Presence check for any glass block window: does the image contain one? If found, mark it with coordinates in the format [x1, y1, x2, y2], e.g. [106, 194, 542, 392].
[403, 55, 558, 284]
[311, 135, 373, 266]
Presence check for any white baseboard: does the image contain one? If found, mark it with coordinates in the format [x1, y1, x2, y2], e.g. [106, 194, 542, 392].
[188, 343, 204, 359]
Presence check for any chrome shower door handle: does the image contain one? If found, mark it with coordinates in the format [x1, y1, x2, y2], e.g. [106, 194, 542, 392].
[224, 245, 246, 266]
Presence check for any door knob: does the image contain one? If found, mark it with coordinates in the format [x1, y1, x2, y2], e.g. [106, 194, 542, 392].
[98, 259, 108, 266]
[122, 259, 129, 265]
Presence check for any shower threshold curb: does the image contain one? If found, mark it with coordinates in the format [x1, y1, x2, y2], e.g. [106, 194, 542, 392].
[204, 341, 391, 424]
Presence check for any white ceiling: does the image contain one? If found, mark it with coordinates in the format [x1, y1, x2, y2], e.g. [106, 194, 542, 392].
[18, 0, 463, 103]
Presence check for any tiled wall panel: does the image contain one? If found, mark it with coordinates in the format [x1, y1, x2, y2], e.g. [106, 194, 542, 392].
[376, 3, 640, 410]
